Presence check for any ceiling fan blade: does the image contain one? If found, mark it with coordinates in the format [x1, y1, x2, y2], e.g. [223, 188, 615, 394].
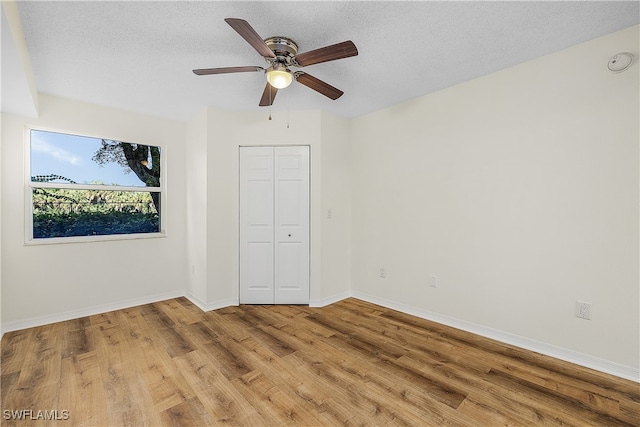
[259, 83, 278, 106]
[193, 66, 263, 75]
[294, 40, 358, 67]
[225, 18, 276, 59]
[295, 72, 343, 100]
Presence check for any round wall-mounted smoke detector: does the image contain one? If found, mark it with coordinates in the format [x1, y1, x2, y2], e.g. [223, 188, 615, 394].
[607, 52, 634, 73]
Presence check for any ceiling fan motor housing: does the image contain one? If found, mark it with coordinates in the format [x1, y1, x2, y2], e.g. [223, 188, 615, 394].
[264, 37, 299, 66]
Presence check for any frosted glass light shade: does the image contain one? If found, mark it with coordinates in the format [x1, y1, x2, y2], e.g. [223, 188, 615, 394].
[266, 68, 293, 89]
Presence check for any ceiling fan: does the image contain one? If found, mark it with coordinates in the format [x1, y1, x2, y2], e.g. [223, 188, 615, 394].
[193, 18, 358, 106]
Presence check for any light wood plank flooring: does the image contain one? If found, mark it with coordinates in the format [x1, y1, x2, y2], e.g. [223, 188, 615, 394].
[1, 297, 638, 426]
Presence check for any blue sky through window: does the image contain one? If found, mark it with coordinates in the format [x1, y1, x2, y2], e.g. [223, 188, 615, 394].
[30, 130, 153, 187]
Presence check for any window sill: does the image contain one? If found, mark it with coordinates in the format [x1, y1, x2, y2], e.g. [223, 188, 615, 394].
[24, 231, 167, 246]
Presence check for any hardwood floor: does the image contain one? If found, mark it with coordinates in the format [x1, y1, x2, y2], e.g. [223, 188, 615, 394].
[1, 297, 638, 426]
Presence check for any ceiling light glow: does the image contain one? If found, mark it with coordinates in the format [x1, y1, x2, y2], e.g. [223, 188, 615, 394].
[266, 65, 293, 89]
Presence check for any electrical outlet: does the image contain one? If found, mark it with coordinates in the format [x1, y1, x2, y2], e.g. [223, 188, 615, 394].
[327, 209, 332, 219]
[429, 276, 438, 288]
[379, 267, 386, 278]
[576, 301, 592, 320]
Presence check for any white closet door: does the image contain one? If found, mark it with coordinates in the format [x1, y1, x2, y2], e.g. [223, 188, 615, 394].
[274, 146, 309, 304]
[239, 147, 275, 304]
[239, 146, 309, 305]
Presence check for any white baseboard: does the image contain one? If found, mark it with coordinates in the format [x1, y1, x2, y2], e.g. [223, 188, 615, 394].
[309, 291, 352, 307]
[184, 292, 238, 312]
[0, 289, 185, 335]
[351, 291, 639, 383]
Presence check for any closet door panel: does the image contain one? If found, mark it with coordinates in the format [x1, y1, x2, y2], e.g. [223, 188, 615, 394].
[239, 146, 309, 305]
[239, 147, 275, 304]
[274, 146, 310, 304]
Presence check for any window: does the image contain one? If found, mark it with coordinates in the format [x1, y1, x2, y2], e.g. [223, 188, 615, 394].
[27, 128, 164, 242]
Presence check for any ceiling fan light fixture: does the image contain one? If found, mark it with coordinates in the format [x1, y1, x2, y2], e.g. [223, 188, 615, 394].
[194, 19, 358, 106]
[266, 64, 293, 89]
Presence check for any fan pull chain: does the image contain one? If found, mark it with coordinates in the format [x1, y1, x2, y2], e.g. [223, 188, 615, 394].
[286, 88, 290, 128]
[268, 84, 273, 120]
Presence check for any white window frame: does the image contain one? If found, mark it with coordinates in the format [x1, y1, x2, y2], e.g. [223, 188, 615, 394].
[24, 126, 167, 245]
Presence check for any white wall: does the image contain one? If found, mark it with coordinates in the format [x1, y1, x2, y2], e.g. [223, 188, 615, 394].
[217, 110, 323, 305]
[185, 106, 238, 309]
[203, 107, 237, 306]
[185, 108, 209, 305]
[319, 111, 352, 304]
[350, 26, 639, 374]
[1, 2, 39, 117]
[183, 109, 351, 308]
[1, 94, 187, 329]
[0, 127, 2, 332]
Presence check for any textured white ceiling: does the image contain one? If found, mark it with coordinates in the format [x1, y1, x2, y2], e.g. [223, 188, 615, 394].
[14, 1, 640, 120]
